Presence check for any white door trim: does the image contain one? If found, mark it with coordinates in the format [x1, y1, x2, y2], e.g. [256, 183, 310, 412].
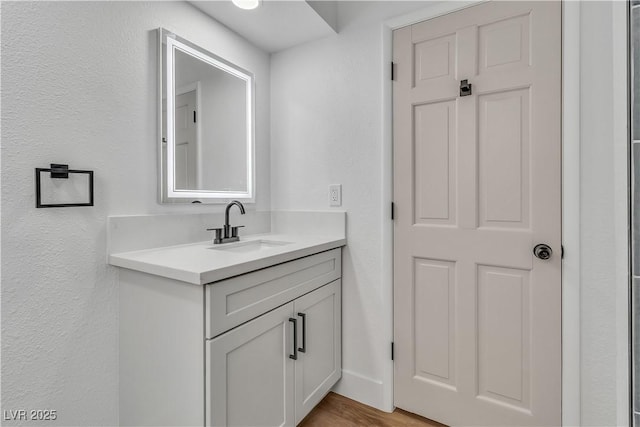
[612, 2, 630, 425]
[560, 2, 581, 425]
[380, 2, 615, 425]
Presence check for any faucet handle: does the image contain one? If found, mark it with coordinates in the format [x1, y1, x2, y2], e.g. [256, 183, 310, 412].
[231, 225, 245, 238]
[206, 227, 224, 244]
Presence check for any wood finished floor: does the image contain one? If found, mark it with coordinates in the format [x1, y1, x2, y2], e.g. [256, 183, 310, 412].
[299, 392, 447, 427]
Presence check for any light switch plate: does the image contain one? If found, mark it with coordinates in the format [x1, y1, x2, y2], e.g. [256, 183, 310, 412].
[329, 184, 342, 207]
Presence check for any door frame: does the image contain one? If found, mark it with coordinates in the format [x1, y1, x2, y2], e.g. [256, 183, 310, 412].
[380, 1, 629, 425]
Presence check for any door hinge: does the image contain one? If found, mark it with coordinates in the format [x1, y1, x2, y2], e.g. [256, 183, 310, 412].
[193, 111, 197, 123]
[561, 245, 564, 259]
[391, 62, 396, 81]
[391, 342, 394, 361]
[391, 202, 395, 220]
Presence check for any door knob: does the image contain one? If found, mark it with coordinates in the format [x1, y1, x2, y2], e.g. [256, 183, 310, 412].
[533, 244, 553, 260]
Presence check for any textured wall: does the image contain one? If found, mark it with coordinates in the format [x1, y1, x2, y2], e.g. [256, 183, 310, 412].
[579, 1, 629, 425]
[1, 2, 270, 425]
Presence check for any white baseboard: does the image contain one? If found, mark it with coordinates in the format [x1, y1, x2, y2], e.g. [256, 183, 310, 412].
[331, 369, 392, 413]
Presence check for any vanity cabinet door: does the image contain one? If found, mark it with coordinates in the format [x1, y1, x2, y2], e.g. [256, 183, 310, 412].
[207, 302, 296, 427]
[293, 279, 342, 424]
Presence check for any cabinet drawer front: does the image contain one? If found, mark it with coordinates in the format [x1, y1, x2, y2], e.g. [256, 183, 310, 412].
[206, 248, 341, 338]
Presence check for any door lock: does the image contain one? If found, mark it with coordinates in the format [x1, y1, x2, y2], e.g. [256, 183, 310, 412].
[533, 244, 553, 260]
[460, 79, 472, 96]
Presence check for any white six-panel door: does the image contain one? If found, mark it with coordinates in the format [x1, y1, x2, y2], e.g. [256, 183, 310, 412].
[393, 2, 561, 426]
[174, 89, 198, 190]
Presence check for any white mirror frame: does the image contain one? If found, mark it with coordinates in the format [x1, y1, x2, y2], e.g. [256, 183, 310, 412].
[158, 28, 255, 203]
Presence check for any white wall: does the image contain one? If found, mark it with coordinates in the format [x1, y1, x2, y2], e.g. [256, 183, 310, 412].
[579, 7, 616, 421]
[579, 1, 629, 426]
[1, 2, 270, 425]
[270, 0, 436, 410]
[200, 71, 247, 191]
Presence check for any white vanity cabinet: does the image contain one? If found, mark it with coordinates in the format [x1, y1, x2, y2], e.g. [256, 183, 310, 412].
[207, 279, 341, 426]
[119, 247, 342, 427]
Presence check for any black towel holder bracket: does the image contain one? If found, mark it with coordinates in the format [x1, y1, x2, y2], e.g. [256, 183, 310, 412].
[35, 164, 94, 208]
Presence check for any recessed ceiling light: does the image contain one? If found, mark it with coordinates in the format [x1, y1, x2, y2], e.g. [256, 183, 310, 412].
[232, 0, 261, 10]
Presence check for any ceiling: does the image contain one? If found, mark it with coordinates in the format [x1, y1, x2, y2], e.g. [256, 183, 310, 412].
[189, 0, 338, 53]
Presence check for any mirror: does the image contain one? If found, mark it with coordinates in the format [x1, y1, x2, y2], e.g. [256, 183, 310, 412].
[158, 28, 254, 203]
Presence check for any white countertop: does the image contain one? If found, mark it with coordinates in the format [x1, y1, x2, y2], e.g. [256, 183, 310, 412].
[109, 233, 346, 285]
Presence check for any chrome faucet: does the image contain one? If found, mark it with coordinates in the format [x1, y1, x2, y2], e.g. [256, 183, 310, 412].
[207, 200, 246, 244]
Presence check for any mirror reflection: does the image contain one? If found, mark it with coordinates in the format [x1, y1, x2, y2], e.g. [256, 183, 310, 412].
[159, 28, 254, 202]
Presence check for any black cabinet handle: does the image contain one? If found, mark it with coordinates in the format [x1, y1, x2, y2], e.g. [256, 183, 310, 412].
[297, 313, 306, 353]
[289, 318, 297, 360]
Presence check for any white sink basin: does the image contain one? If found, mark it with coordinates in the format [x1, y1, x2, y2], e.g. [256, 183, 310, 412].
[209, 240, 292, 254]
